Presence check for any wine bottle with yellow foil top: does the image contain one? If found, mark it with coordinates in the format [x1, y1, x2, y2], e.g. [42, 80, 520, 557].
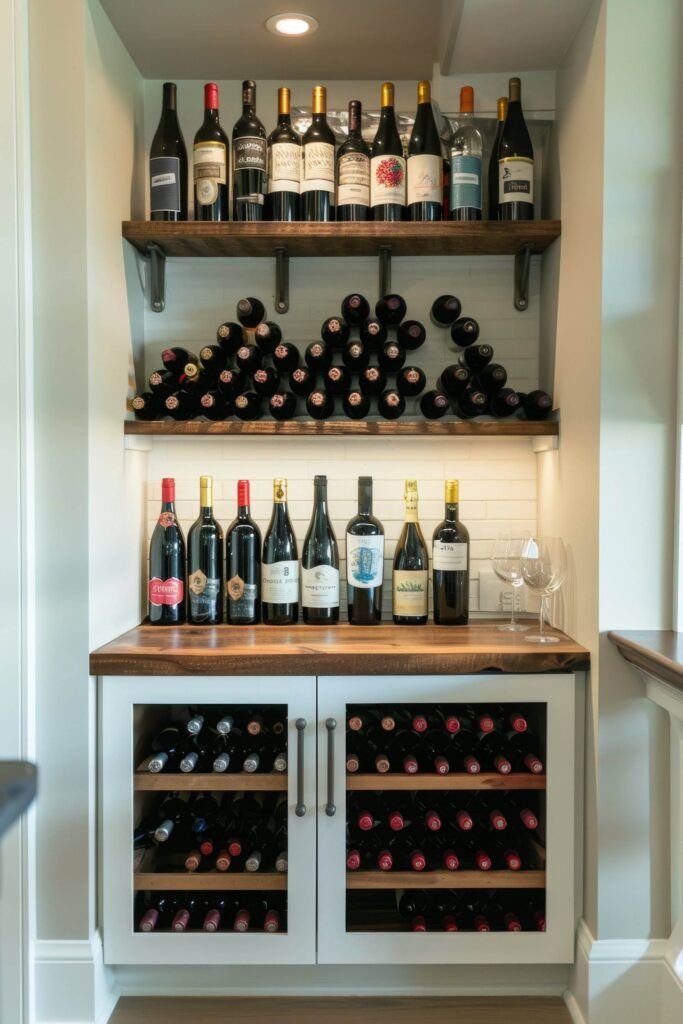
[371, 82, 406, 221]
[488, 96, 507, 220]
[392, 480, 429, 625]
[187, 476, 224, 625]
[262, 479, 299, 624]
[432, 480, 470, 625]
[407, 80, 443, 222]
[302, 86, 336, 222]
[498, 77, 534, 221]
[267, 87, 301, 221]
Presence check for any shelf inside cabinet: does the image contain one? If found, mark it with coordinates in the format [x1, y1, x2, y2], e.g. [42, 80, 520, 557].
[124, 419, 559, 438]
[346, 870, 546, 890]
[134, 770, 288, 792]
[346, 773, 546, 791]
[134, 872, 287, 891]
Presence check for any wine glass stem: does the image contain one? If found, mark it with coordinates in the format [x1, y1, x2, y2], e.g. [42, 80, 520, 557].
[539, 595, 546, 639]
[510, 585, 516, 627]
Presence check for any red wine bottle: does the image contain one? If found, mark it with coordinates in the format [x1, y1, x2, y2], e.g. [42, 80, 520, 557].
[488, 97, 507, 219]
[343, 390, 370, 419]
[455, 390, 488, 419]
[148, 369, 175, 395]
[325, 365, 351, 396]
[161, 346, 199, 377]
[272, 342, 300, 373]
[450, 316, 480, 348]
[232, 80, 267, 221]
[252, 367, 281, 397]
[302, 86, 335, 222]
[346, 476, 385, 625]
[254, 321, 282, 353]
[131, 393, 159, 421]
[420, 390, 450, 419]
[396, 321, 426, 351]
[306, 389, 334, 420]
[199, 344, 228, 373]
[336, 100, 370, 222]
[476, 363, 507, 394]
[193, 82, 229, 221]
[342, 340, 370, 372]
[375, 294, 406, 326]
[407, 80, 443, 221]
[266, 87, 301, 222]
[371, 82, 406, 222]
[438, 365, 471, 397]
[490, 388, 521, 418]
[341, 293, 370, 325]
[149, 478, 186, 624]
[216, 321, 247, 353]
[460, 344, 493, 373]
[359, 366, 386, 396]
[226, 480, 261, 625]
[432, 479, 469, 625]
[289, 366, 316, 396]
[378, 389, 405, 420]
[236, 296, 266, 328]
[305, 341, 333, 372]
[321, 316, 350, 347]
[359, 317, 388, 349]
[234, 392, 263, 420]
[378, 341, 406, 372]
[431, 294, 462, 327]
[199, 391, 232, 423]
[235, 343, 263, 375]
[396, 367, 426, 397]
[187, 476, 223, 625]
[217, 367, 247, 397]
[498, 77, 534, 221]
[262, 479, 299, 625]
[519, 389, 553, 420]
[150, 83, 187, 221]
[269, 392, 297, 421]
[163, 391, 195, 420]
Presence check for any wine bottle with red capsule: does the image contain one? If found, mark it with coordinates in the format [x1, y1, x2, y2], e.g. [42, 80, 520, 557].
[475, 794, 509, 832]
[423, 731, 454, 775]
[506, 795, 540, 831]
[137, 892, 180, 932]
[507, 732, 544, 774]
[290, 366, 317, 396]
[478, 732, 513, 775]
[347, 793, 384, 834]
[409, 793, 442, 833]
[385, 730, 421, 775]
[149, 478, 186, 624]
[397, 891, 429, 931]
[428, 835, 461, 872]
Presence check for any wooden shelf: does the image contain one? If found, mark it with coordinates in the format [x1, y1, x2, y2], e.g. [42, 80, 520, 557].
[122, 220, 561, 259]
[134, 771, 287, 792]
[346, 773, 546, 792]
[134, 872, 287, 891]
[124, 418, 558, 438]
[346, 871, 545, 890]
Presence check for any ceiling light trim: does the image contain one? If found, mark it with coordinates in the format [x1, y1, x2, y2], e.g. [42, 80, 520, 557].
[265, 12, 319, 36]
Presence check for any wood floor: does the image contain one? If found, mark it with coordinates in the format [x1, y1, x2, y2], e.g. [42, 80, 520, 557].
[110, 996, 571, 1023]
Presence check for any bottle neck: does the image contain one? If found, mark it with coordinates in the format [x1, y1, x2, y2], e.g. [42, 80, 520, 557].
[242, 102, 255, 117]
[311, 111, 327, 125]
[162, 84, 176, 111]
[161, 500, 175, 513]
[404, 502, 418, 524]
[203, 107, 220, 125]
[278, 112, 292, 127]
[445, 501, 459, 523]
[313, 484, 328, 519]
[238, 502, 251, 518]
[358, 485, 372, 517]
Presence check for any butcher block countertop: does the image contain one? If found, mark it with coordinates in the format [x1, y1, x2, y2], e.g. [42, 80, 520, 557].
[90, 622, 590, 677]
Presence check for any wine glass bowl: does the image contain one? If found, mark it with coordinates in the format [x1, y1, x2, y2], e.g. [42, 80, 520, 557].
[491, 536, 529, 633]
[520, 536, 567, 644]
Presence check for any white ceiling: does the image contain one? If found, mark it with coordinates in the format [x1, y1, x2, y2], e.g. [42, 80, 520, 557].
[99, 0, 593, 80]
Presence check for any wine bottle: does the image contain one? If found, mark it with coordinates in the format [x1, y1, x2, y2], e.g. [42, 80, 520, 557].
[187, 476, 224, 625]
[360, 366, 387, 396]
[225, 481, 261, 625]
[432, 479, 469, 626]
[430, 295, 462, 327]
[393, 479, 428, 625]
[217, 321, 247, 353]
[252, 367, 280, 397]
[488, 97, 507, 219]
[396, 321, 426, 351]
[266, 86, 301, 221]
[199, 344, 229, 374]
[217, 367, 247, 397]
[302, 86, 335, 222]
[289, 366, 316, 396]
[143, 727, 190, 774]
[378, 341, 406, 372]
[438, 364, 471, 397]
[342, 340, 369, 372]
[375, 293, 406, 326]
[460, 344, 493, 371]
[272, 342, 300, 373]
[234, 392, 263, 420]
[324, 365, 351, 396]
[148, 369, 175, 396]
[450, 86, 482, 221]
[306, 389, 334, 420]
[371, 82, 406, 222]
[450, 316, 480, 347]
[475, 363, 507, 394]
[163, 391, 195, 421]
[359, 317, 387, 349]
[343, 390, 370, 420]
[341, 293, 370, 326]
[321, 316, 350, 348]
[498, 77, 534, 221]
[419, 390, 450, 419]
[148, 478, 186, 624]
[150, 82, 187, 221]
[269, 392, 297, 420]
[336, 100, 370, 221]
[407, 80, 443, 222]
[232, 80, 267, 221]
[455, 390, 488, 419]
[301, 475, 340, 624]
[131, 393, 158, 421]
[193, 82, 229, 221]
[346, 476, 384, 624]
[254, 321, 282, 353]
[236, 296, 266, 328]
[262, 479, 299, 625]
[161, 346, 199, 377]
[235, 342, 263, 375]
[519, 389, 553, 420]
[396, 367, 426, 397]
[378, 389, 405, 420]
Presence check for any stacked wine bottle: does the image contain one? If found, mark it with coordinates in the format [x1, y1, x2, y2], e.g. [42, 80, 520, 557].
[130, 292, 553, 424]
[136, 892, 286, 933]
[347, 889, 545, 933]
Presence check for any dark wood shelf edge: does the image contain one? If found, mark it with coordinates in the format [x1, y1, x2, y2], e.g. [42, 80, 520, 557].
[124, 419, 559, 437]
[608, 630, 683, 694]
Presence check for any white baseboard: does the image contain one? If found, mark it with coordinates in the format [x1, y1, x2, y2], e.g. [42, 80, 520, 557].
[563, 989, 587, 1024]
[34, 934, 118, 1024]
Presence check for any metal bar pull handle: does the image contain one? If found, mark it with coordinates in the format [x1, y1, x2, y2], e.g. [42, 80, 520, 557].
[325, 718, 337, 816]
[295, 718, 306, 817]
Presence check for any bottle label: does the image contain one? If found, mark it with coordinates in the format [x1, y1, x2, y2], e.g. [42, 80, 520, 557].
[337, 152, 370, 206]
[407, 153, 442, 205]
[346, 534, 385, 588]
[188, 568, 221, 621]
[269, 142, 301, 194]
[301, 142, 335, 194]
[193, 142, 227, 205]
[393, 570, 428, 615]
[301, 564, 340, 608]
[433, 541, 468, 571]
[150, 156, 181, 213]
[450, 154, 481, 211]
[370, 155, 406, 206]
[262, 560, 299, 603]
[499, 157, 534, 204]
[233, 136, 267, 173]
[149, 577, 184, 606]
[227, 575, 258, 618]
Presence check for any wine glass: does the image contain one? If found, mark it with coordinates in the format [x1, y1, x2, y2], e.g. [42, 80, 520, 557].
[520, 536, 567, 644]
[491, 536, 529, 632]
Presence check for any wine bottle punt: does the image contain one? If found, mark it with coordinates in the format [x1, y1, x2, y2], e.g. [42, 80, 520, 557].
[266, 86, 301, 222]
[269, 391, 297, 420]
[488, 97, 507, 219]
[498, 77, 534, 221]
[232, 80, 267, 221]
[302, 475, 340, 624]
[343, 389, 370, 419]
[226, 480, 261, 624]
[375, 293, 407, 326]
[193, 82, 229, 221]
[341, 293, 370, 326]
[306, 389, 334, 420]
[430, 295, 462, 327]
[420, 390, 450, 419]
[450, 316, 480, 347]
[149, 478, 186, 624]
[302, 86, 335, 222]
[393, 479, 428, 624]
[236, 296, 266, 328]
[262, 479, 299, 625]
[371, 82, 406, 222]
[432, 479, 469, 625]
[131, 393, 159, 421]
[346, 477, 385, 624]
[336, 100, 371, 222]
[150, 82, 187, 221]
[407, 80, 443, 222]
[449, 86, 482, 221]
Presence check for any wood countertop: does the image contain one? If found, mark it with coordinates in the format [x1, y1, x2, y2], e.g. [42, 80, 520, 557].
[608, 630, 683, 693]
[90, 622, 589, 677]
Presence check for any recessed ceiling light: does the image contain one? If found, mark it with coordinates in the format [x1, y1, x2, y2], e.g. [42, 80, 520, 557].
[265, 13, 318, 36]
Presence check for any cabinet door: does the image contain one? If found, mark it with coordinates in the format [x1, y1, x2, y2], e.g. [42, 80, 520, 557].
[101, 675, 316, 965]
[317, 674, 577, 965]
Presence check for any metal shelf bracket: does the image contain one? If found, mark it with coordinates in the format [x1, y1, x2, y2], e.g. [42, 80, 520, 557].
[145, 244, 166, 313]
[274, 246, 289, 314]
[378, 245, 391, 297]
[514, 243, 533, 312]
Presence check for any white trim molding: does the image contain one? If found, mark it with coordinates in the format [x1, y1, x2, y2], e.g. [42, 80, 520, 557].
[34, 933, 118, 1024]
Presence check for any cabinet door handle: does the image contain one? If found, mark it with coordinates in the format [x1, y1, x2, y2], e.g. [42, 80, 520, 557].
[295, 718, 306, 817]
[325, 718, 337, 816]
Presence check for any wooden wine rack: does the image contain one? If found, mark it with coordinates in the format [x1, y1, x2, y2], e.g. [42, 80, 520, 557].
[346, 773, 546, 791]
[346, 871, 546, 890]
[134, 872, 287, 892]
[134, 769, 288, 792]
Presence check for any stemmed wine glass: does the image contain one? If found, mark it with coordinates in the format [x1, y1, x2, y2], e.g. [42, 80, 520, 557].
[520, 536, 567, 644]
[491, 536, 529, 632]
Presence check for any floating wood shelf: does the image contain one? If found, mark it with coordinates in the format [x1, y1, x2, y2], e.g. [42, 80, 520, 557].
[134, 770, 288, 792]
[346, 871, 545, 890]
[134, 872, 287, 891]
[346, 773, 546, 792]
[122, 220, 561, 259]
[124, 419, 559, 438]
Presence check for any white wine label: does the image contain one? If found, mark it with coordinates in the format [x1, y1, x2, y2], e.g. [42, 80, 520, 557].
[371, 154, 406, 206]
[393, 569, 428, 616]
[301, 142, 335, 193]
[233, 136, 267, 173]
[337, 152, 370, 206]
[193, 142, 227, 205]
[499, 156, 534, 204]
[150, 156, 181, 213]
[433, 541, 468, 571]
[346, 534, 385, 588]
[262, 559, 299, 603]
[269, 142, 301, 193]
[407, 153, 442, 205]
[301, 564, 340, 608]
[450, 154, 481, 211]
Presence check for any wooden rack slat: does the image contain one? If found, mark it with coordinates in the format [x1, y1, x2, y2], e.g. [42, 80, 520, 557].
[134, 872, 287, 891]
[124, 419, 559, 438]
[346, 773, 546, 791]
[346, 871, 545, 890]
[134, 771, 288, 792]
